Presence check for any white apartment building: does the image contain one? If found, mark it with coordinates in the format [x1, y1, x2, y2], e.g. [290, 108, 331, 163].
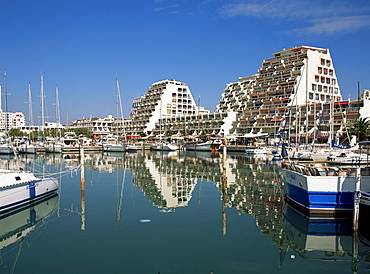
[124, 79, 203, 135]
[0, 110, 26, 132]
[217, 46, 346, 139]
[68, 46, 367, 143]
[68, 115, 115, 137]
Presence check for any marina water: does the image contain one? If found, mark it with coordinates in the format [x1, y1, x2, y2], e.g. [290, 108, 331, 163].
[0, 151, 369, 273]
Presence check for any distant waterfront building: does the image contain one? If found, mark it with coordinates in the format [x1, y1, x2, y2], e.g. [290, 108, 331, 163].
[69, 46, 369, 143]
[0, 110, 26, 133]
[67, 115, 115, 137]
[215, 45, 360, 142]
[122, 79, 208, 136]
[0, 84, 26, 134]
[148, 46, 367, 142]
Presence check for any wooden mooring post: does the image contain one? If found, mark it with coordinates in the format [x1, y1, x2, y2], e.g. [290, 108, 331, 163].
[80, 148, 85, 231]
[353, 167, 361, 232]
[222, 144, 227, 236]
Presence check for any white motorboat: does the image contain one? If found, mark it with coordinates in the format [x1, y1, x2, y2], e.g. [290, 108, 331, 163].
[126, 144, 139, 152]
[185, 139, 222, 151]
[151, 142, 178, 151]
[45, 142, 63, 153]
[103, 136, 126, 152]
[282, 161, 370, 215]
[0, 169, 59, 212]
[245, 146, 270, 155]
[103, 143, 126, 152]
[0, 140, 15, 155]
[18, 143, 39, 154]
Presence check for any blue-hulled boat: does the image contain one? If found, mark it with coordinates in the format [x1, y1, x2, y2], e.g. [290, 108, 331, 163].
[281, 162, 370, 216]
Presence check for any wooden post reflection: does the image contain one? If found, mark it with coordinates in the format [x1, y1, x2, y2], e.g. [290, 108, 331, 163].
[80, 148, 85, 231]
[222, 144, 227, 236]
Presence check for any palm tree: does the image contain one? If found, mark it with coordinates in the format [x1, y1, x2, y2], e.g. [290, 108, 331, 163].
[347, 117, 370, 142]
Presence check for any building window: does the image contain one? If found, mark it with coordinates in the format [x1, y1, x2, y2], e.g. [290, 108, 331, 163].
[318, 85, 322, 92]
[323, 68, 328, 75]
[312, 84, 316, 91]
[309, 93, 314, 99]
[326, 60, 331, 66]
[321, 77, 325, 83]
[320, 94, 325, 101]
[321, 59, 325, 65]
[332, 79, 336, 85]
[318, 67, 322, 74]
[329, 69, 333, 76]
[326, 78, 330, 84]
[315, 76, 319, 82]
[323, 86, 328, 93]
[334, 88, 338, 94]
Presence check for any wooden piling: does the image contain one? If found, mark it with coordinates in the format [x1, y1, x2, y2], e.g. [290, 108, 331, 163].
[80, 148, 85, 231]
[352, 167, 361, 231]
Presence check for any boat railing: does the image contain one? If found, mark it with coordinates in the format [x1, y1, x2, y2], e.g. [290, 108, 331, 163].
[284, 162, 370, 177]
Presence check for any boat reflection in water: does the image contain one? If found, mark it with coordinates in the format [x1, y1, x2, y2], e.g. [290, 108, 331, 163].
[278, 202, 370, 271]
[0, 193, 59, 271]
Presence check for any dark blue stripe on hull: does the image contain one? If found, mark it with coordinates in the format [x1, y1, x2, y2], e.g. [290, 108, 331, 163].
[284, 182, 354, 211]
[0, 193, 58, 220]
[0, 190, 58, 213]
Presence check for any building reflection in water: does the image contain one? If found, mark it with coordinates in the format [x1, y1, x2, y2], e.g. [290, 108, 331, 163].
[37, 150, 283, 216]
[4, 151, 370, 271]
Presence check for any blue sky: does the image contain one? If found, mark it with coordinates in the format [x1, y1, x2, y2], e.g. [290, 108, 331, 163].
[1, 0, 369, 125]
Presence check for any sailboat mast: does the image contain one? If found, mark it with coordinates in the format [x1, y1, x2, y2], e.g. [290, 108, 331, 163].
[55, 85, 61, 126]
[27, 82, 33, 126]
[3, 71, 8, 133]
[115, 76, 125, 137]
[115, 77, 119, 138]
[329, 80, 334, 148]
[40, 74, 45, 129]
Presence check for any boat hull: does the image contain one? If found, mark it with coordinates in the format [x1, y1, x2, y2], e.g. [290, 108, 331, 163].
[0, 147, 14, 155]
[282, 167, 370, 215]
[45, 145, 63, 153]
[103, 144, 126, 152]
[18, 146, 38, 154]
[0, 172, 59, 213]
[151, 144, 178, 151]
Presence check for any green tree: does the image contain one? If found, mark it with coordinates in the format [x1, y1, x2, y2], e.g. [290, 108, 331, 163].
[348, 117, 370, 142]
[8, 128, 26, 137]
[70, 128, 91, 137]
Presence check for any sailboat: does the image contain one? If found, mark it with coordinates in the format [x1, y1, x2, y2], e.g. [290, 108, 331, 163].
[18, 83, 39, 154]
[0, 71, 16, 155]
[45, 85, 63, 153]
[103, 77, 126, 152]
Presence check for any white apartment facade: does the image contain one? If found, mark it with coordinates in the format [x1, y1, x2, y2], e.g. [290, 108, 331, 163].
[217, 46, 346, 139]
[0, 110, 26, 132]
[68, 115, 115, 137]
[123, 79, 204, 135]
[68, 46, 368, 142]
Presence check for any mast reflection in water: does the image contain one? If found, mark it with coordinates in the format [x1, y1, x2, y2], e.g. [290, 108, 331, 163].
[0, 151, 370, 273]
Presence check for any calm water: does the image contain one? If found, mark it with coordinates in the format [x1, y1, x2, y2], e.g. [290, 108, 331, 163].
[0, 151, 369, 273]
